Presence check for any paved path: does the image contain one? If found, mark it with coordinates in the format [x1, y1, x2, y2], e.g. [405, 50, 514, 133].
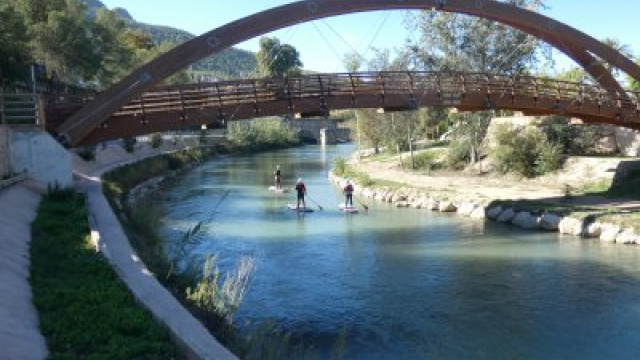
[76, 156, 239, 360]
[0, 181, 48, 360]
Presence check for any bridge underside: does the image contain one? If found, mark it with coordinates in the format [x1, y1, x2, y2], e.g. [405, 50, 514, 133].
[74, 72, 640, 146]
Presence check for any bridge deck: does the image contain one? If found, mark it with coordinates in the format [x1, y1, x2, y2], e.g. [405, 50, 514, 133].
[48, 72, 640, 146]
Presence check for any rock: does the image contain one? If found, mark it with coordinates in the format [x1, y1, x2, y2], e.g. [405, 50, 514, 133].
[584, 222, 602, 238]
[487, 206, 503, 219]
[558, 217, 584, 236]
[512, 211, 540, 229]
[457, 202, 476, 217]
[411, 197, 427, 209]
[425, 199, 439, 211]
[539, 213, 562, 231]
[496, 208, 516, 223]
[438, 201, 457, 212]
[615, 229, 638, 244]
[391, 193, 407, 203]
[395, 201, 410, 208]
[600, 225, 622, 242]
[470, 207, 486, 219]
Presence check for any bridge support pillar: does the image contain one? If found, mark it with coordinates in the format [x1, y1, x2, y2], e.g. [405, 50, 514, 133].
[320, 128, 337, 145]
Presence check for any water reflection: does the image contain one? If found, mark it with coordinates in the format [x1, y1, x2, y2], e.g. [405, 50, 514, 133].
[154, 144, 640, 360]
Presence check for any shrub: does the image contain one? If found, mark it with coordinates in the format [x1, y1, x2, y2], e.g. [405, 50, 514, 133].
[356, 172, 373, 187]
[490, 124, 563, 178]
[445, 137, 472, 169]
[227, 117, 300, 151]
[150, 133, 163, 148]
[31, 194, 180, 359]
[123, 137, 137, 153]
[541, 118, 602, 155]
[412, 150, 443, 171]
[333, 157, 348, 176]
[76, 146, 95, 161]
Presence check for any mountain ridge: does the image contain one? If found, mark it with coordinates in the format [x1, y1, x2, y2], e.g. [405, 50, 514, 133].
[76, 0, 257, 79]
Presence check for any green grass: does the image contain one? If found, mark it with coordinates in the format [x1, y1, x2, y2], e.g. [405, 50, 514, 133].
[30, 192, 182, 360]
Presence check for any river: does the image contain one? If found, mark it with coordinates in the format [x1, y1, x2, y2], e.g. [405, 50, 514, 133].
[152, 144, 640, 360]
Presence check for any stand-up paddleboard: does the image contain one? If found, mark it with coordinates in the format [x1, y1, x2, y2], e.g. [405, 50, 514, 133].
[288, 204, 314, 212]
[269, 186, 290, 193]
[339, 204, 359, 213]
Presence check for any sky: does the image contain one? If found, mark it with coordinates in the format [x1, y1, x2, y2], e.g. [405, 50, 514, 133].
[97, 0, 640, 74]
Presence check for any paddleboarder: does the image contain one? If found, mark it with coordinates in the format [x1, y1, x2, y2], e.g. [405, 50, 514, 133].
[274, 165, 282, 189]
[343, 179, 354, 207]
[295, 178, 306, 209]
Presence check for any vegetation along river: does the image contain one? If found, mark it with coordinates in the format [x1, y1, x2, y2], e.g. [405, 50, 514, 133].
[151, 144, 640, 360]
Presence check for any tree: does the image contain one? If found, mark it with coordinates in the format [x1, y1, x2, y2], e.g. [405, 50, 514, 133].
[343, 51, 362, 73]
[405, 0, 547, 73]
[0, 1, 30, 81]
[404, 0, 547, 165]
[256, 37, 302, 78]
[600, 37, 633, 77]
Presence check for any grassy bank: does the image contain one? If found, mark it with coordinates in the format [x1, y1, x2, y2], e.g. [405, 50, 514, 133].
[30, 190, 182, 359]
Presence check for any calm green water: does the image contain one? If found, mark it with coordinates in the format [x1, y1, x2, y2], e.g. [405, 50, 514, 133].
[154, 145, 640, 360]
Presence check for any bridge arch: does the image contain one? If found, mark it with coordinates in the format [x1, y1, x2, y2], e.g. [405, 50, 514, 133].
[58, 0, 640, 146]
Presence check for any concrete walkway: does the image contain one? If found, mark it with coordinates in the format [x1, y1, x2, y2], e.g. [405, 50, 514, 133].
[0, 181, 48, 360]
[76, 154, 239, 360]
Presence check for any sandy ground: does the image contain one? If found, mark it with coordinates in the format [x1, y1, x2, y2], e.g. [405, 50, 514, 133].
[351, 153, 640, 209]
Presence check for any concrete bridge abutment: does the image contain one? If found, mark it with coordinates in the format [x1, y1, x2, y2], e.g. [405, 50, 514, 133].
[0, 125, 72, 188]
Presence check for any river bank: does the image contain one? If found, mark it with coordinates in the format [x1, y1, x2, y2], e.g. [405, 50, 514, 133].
[331, 153, 640, 246]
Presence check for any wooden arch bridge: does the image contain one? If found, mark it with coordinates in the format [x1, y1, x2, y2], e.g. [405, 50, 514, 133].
[53, 0, 640, 146]
[67, 71, 640, 145]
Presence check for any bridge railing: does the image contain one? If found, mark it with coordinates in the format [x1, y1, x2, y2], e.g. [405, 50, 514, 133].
[112, 71, 639, 118]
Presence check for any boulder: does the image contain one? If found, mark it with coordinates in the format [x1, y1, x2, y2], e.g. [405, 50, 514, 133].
[438, 201, 457, 212]
[512, 211, 540, 229]
[539, 213, 562, 231]
[426, 199, 440, 211]
[615, 229, 638, 245]
[390, 193, 407, 203]
[487, 206, 503, 219]
[395, 201, 410, 208]
[470, 207, 487, 219]
[558, 217, 583, 236]
[584, 222, 603, 238]
[600, 225, 622, 243]
[496, 208, 516, 223]
[457, 202, 476, 217]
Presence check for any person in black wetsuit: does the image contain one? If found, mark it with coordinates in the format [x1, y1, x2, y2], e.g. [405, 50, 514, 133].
[274, 165, 282, 189]
[295, 178, 306, 209]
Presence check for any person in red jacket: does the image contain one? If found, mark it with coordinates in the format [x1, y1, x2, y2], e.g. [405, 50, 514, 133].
[295, 178, 306, 209]
[343, 179, 354, 207]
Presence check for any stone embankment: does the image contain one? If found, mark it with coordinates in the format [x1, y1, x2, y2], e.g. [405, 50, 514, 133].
[329, 172, 639, 246]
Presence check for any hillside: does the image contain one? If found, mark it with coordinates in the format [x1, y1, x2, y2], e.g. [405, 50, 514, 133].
[76, 0, 257, 79]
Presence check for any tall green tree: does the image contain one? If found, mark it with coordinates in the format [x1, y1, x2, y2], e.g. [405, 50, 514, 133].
[0, 1, 30, 81]
[256, 37, 302, 78]
[404, 0, 547, 165]
[404, 0, 547, 73]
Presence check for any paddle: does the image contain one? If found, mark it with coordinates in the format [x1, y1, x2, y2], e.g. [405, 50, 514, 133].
[306, 194, 324, 210]
[355, 196, 369, 212]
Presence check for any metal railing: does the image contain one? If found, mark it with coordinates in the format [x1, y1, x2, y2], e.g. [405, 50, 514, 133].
[0, 92, 39, 125]
[111, 71, 640, 119]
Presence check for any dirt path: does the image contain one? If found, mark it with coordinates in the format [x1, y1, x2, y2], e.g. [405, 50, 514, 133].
[351, 153, 640, 210]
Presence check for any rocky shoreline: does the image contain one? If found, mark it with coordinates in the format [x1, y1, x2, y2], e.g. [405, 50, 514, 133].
[329, 172, 639, 246]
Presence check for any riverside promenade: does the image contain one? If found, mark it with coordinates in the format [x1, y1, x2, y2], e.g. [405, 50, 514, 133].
[0, 141, 238, 360]
[0, 180, 48, 360]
